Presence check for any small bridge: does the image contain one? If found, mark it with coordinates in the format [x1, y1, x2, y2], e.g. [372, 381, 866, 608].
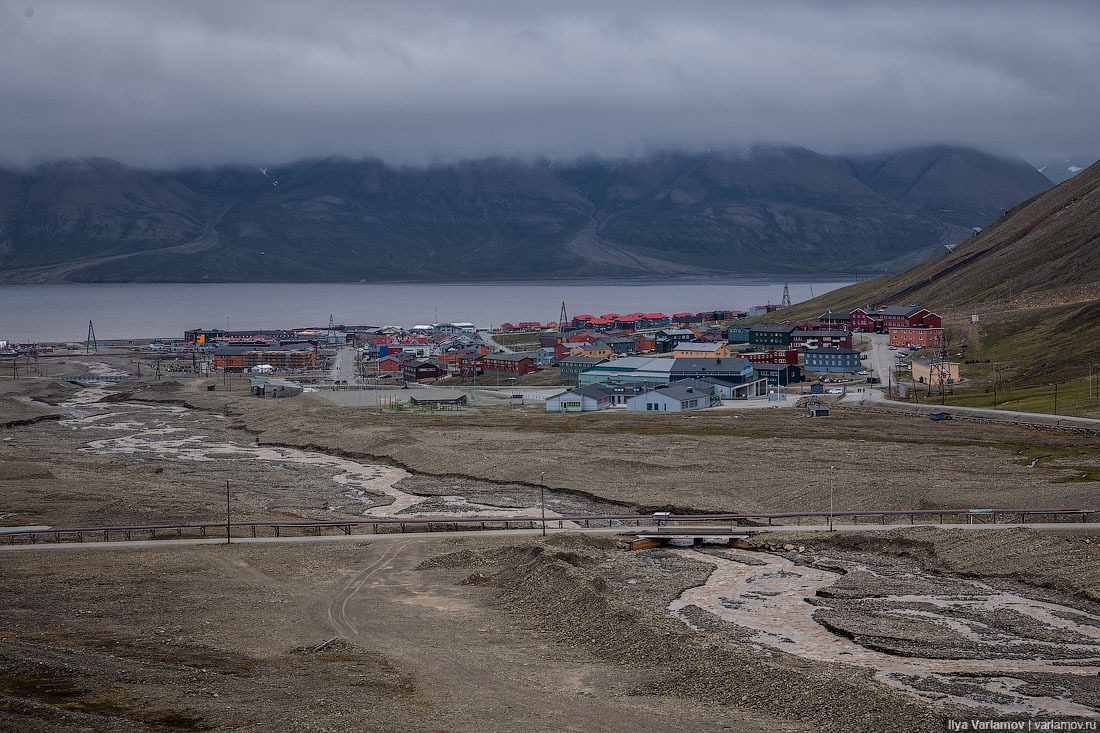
[622, 528, 759, 550]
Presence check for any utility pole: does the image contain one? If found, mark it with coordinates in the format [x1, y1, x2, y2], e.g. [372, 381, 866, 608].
[1052, 382, 1058, 415]
[226, 480, 231, 544]
[828, 469, 835, 532]
[539, 471, 547, 537]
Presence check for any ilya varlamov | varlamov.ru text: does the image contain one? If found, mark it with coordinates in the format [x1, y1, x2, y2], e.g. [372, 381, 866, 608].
[946, 721, 1097, 731]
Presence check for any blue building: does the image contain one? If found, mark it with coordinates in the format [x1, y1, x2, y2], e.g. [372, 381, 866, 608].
[803, 347, 861, 373]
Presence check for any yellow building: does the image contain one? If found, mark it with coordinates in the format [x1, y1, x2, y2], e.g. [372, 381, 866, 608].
[571, 344, 613, 359]
[911, 358, 959, 385]
[673, 342, 732, 359]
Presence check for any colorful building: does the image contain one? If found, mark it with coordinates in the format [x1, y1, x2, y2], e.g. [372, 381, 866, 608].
[559, 356, 608, 382]
[849, 305, 942, 332]
[479, 353, 539, 375]
[802, 347, 861, 373]
[889, 327, 945, 349]
[911, 358, 960, 385]
[673, 342, 732, 359]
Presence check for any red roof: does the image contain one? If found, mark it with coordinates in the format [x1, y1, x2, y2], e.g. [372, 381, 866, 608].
[623, 312, 646, 319]
[588, 318, 613, 326]
[599, 313, 620, 319]
[645, 313, 668, 319]
[673, 312, 694, 318]
[575, 314, 594, 320]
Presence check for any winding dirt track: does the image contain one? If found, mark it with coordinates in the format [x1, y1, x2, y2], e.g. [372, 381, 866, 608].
[326, 539, 419, 637]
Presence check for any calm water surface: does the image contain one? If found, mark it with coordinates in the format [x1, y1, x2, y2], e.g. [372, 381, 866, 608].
[0, 280, 853, 342]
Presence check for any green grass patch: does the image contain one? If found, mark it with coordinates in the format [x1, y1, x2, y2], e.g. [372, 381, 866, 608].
[912, 376, 1100, 417]
[493, 332, 543, 347]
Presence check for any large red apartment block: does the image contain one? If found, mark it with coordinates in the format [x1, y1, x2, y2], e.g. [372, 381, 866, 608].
[888, 327, 945, 348]
[849, 305, 941, 332]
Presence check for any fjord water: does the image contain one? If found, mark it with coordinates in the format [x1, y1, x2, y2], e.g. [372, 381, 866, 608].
[0, 280, 852, 342]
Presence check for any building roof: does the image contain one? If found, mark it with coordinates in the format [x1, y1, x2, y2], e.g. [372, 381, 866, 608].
[658, 328, 696, 338]
[212, 343, 316, 355]
[876, 305, 927, 317]
[670, 377, 720, 393]
[792, 330, 849, 339]
[650, 383, 711, 402]
[644, 313, 669, 319]
[483, 352, 537, 362]
[588, 356, 675, 373]
[669, 357, 752, 373]
[564, 384, 617, 400]
[559, 356, 608, 366]
[819, 311, 851, 321]
[749, 322, 797, 334]
[804, 347, 859, 355]
[675, 342, 726, 353]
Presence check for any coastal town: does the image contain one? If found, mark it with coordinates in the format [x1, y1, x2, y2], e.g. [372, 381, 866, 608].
[3, 298, 959, 417]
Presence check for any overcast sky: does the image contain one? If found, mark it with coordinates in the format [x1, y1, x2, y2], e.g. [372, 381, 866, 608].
[3, 1, 1099, 168]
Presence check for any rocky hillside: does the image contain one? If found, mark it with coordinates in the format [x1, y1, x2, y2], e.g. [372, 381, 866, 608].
[0, 145, 1053, 283]
[780, 157, 1100, 382]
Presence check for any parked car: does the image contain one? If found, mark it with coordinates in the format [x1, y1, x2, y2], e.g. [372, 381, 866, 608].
[888, 346, 897, 350]
[826, 388, 844, 394]
[857, 370, 869, 375]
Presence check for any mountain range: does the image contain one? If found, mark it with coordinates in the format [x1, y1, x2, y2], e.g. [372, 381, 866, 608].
[0, 145, 1053, 283]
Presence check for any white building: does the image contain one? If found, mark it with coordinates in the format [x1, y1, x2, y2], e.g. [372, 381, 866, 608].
[545, 384, 614, 413]
[626, 383, 717, 412]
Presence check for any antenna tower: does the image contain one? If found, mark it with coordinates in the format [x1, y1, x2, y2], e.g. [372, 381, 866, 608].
[327, 314, 337, 344]
[781, 283, 791, 309]
[85, 320, 98, 355]
[558, 301, 568, 332]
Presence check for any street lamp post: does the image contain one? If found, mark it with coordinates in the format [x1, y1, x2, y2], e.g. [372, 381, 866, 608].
[828, 469, 835, 532]
[539, 471, 546, 537]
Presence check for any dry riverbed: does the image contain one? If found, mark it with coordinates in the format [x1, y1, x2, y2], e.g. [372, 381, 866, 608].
[3, 360, 1100, 730]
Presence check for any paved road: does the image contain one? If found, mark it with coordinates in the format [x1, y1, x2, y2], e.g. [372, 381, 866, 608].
[844, 333, 1100, 426]
[3, 522, 1095, 553]
[478, 331, 514, 354]
[329, 346, 357, 383]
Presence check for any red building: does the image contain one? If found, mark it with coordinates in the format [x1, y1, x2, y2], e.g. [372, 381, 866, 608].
[740, 350, 798, 365]
[401, 360, 446, 382]
[797, 320, 848, 333]
[889, 327, 945, 349]
[849, 305, 941, 332]
[479, 353, 538, 375]
[378, 354, 414, 372]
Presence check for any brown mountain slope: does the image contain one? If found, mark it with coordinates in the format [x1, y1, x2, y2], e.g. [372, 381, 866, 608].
[782, 158, 1100, 383]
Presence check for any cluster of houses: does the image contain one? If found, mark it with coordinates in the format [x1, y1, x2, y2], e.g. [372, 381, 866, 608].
[545, 303, 944, 414]
[177, 330, 323, 372]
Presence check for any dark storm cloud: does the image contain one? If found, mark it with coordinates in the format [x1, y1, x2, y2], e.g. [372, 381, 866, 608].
[2, 0, 1098, 167]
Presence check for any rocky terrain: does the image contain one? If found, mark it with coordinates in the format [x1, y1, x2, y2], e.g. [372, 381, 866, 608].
[3, 360, 1100, 730]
